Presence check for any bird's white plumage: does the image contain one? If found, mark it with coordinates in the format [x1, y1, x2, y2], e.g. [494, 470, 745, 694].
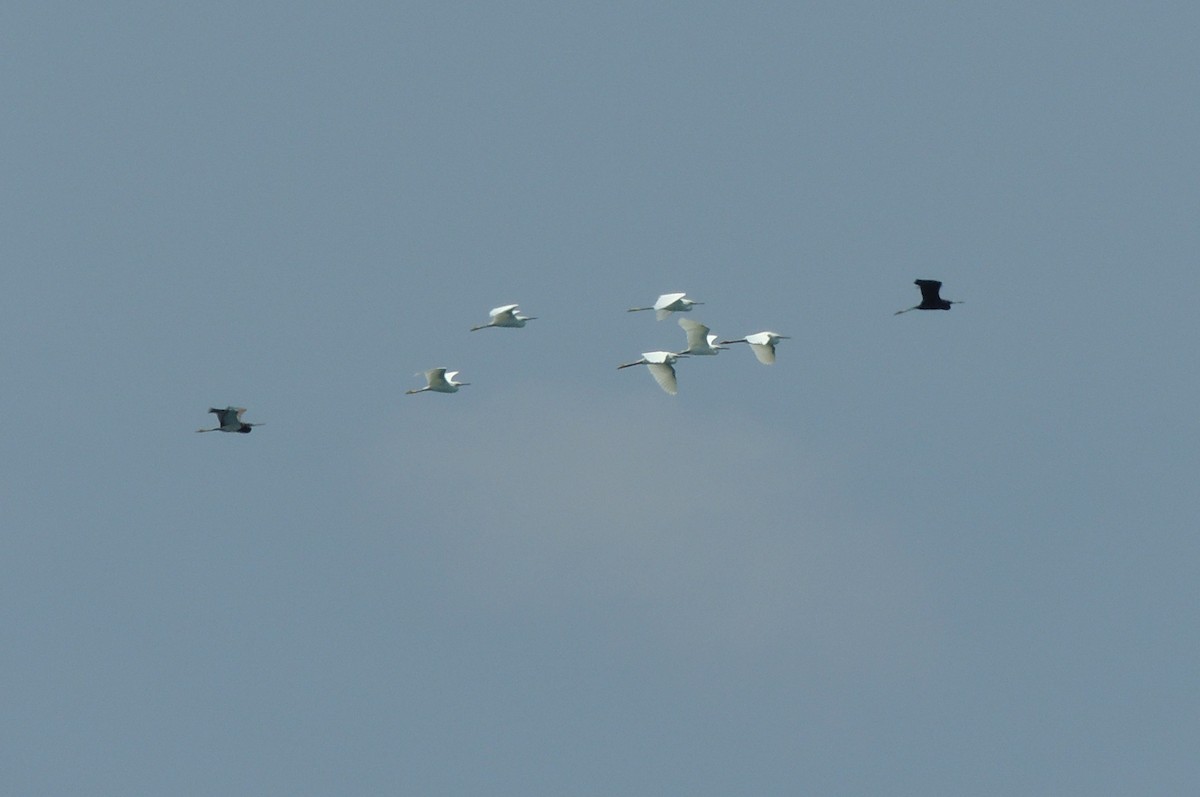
[646, 362, 679, 394]
[407, 368, 469, 394]
[627, 292, 702, 320]
[719, 331, 790, 365]
[677, 317, 725, 355]
[655, 292, 696, 321]
[618, 350, 685, 395]
[641, 351, 678, 365]
[749, 343, 776, 364]
[471, 303, 535, 330]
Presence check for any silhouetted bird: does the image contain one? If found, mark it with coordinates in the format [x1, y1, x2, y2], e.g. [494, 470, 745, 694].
[196, 407, 262, 433]
[895, 279, 960, 314]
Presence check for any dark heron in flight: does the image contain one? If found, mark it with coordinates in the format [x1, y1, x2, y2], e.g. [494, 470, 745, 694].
[895, 279, 961, 314]
[196, 406, 262, 433]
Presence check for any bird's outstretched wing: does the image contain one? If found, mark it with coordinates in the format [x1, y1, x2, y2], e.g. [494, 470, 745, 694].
[425, 368, 449, 389]
[749, 342, 776, 364]
[489, 304, 519, 321]
[915, 279, 943, 304]
[677, 317, 710, 351]
[653, 292, 687, 320]
[211, 407, 241, 427]
[646, 362, 679, 395]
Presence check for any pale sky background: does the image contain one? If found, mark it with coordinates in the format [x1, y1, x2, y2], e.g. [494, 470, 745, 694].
[3, 2, 1198, 794]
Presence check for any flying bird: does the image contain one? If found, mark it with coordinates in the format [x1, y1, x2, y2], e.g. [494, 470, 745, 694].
[627, 292, 703, 321]
[406, 368, 469, 395]
[717, 331, 791, 365]
[196, 406, 262, 433]
[470, 303, 536, 331]
[676, 317, 726, 356]
[617, 351, 688, 395]
[895, 279, 961, 314]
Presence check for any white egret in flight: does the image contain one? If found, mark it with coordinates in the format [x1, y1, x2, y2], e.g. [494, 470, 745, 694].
[470, 303, 536, 331]
[406, 368, 470, 395]
[617, 351, 688, 395]
[676, 317, 726, 356]
[627, 292, 702, 321]
[717, 331, 791, 365]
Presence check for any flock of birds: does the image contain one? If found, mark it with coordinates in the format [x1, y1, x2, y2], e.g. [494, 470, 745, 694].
[196, 279, 959, 432]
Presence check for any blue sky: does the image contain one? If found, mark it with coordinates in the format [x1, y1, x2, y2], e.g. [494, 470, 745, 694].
[3, 3, 1198, 794]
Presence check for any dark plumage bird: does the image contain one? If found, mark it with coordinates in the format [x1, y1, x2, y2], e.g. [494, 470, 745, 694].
[196, 406, 262, 433]
[895, 279, 961, 314]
